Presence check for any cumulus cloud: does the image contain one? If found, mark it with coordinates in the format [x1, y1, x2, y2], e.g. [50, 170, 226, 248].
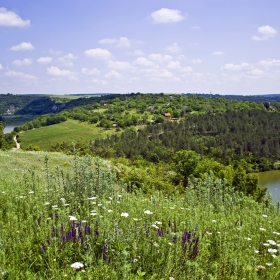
[252, 25, 278, 41]
[99, 37, 131, 48]
[212, 51, 224, 56]
[251, 68, 264, 75]
[81, 68, 100, 75]
[150, 8, 186, 24]
[0, 63, 3, 70]
[56, 53, 76, 67]
[192, 59, 202, 64]
[85, 48, 112, 60]
[107, 60, 132, 70]
[47, 66, 71, 76]
[129, 49, 144, 56]
[37, 57, 53, 64]
[178, 55, 186, 60]
[49, 49, 62, 55]
[5, 70, 36, 79]
[166, 60, 181, 69]
[259, 59, 280, 67]
[92, 78, 108, 85]
[221, 63, 249, 71]
[10, 42, 34, 51]
[165, 43, 181, 53]
[13, 58, 32, 66]
[0, 7, 30, 27]
[133, 57, 154, 67]
[148, 54, 173, 63]
[104, 70, 122, 79]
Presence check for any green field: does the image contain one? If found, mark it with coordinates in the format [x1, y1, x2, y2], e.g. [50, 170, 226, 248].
[19, 119, 115, 150]
[1, 150, 280, 278]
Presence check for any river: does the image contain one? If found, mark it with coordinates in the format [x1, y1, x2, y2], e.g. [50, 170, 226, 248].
[2, 115, 34, 134]
[259, 170, 280, 204]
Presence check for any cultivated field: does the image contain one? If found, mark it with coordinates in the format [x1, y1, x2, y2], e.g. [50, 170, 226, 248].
[18, 119, 115, 150]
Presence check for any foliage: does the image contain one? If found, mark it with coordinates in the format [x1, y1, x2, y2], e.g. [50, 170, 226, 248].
[0, 154, 279, 279]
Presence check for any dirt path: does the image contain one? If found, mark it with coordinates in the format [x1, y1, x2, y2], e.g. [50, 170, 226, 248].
[13, 135, 20, 150]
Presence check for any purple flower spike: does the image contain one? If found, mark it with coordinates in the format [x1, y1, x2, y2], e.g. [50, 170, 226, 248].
[42, 243, 47, 253]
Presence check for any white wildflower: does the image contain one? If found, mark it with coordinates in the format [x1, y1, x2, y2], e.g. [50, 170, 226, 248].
[254, 250, 259, 253]
[273, 231, 280, 235]
[29, 191, 34, 194]
[206, 231, 212, 235]
[69, 216, 78, 221]
[108, 210, 113, 213]
[154, 221, 162, 225]
[272, 254, 277, 258]
[268, 248, 278, 253]
[71, 262, 84, 269]
[152, 224, 159, 229]
[81, 220, 87, 223]
[118, 195, 122, 198]
[245, 237, 252, 241]
[88, 197, 97, 200]
[90, 213, 98, 216]
[133, 218, 139, 221]
[262, 214, 268, 218]
[144, 210, 153, 215]
[259, 227, 266, 231]
[121, 212, 129, 218]
[263, 243, 270, 246]
[153, 242, 159, 247]
[108, 197, 113, 200]
[266, 263, 272, 266]
[212, 220, 216, 223]
[44, 202, 50, 206]
[267, 240, 277, 245]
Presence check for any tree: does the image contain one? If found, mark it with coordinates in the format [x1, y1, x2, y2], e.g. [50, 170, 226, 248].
[172, 150, 200, 188]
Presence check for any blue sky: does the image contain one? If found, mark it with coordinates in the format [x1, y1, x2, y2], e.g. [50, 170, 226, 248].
[0, 0, 279, 95]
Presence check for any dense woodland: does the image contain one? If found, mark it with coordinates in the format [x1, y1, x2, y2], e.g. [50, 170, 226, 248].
[2, 93, 280, 201]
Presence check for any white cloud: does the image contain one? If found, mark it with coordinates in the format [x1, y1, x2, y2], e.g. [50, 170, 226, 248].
[0, 63, 3, 70]
[49, 49, 62, 55]
[259, 59, 280, 67]
[192, 59, 202, 64]
[13, 58, 32, 66]
[0, 7, 30, 27]
[10, 42, 34, 51]
[221, 63, 249, 71]
[178, 55, 186, 60]
[107, 60, 132, 70]
[69, 76, 78, 81]
[212, 51, 224, 56]
[133, 57, 154, 67]
[99, 37, 131, 48]
[81, 68, 100, 75]
[56, 53, 76, 67]
[129, 49, 144, 56]
[165, 43, 181, 53]
[252, 25, 278, 41]
[47, 66, 71, 76]
[92, 78, 108, 85]
[104, 70, 122, 79]
[148, 54, 173, 63]
[150, 8, 186, 24]
[85, 48, 112, 60]
[5, 70, 36, 79]
[251, 68, 264, 75]
[37, 57, 53, 64]
[166, 60, 181, 69]
[181, 67, 193, 73]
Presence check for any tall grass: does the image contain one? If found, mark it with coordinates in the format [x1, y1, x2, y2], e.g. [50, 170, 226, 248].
[0, 154, 280, 279]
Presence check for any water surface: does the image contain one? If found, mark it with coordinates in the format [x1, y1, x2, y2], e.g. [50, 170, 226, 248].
[2, 115, 34, 134]
[259, 170, 280, 204]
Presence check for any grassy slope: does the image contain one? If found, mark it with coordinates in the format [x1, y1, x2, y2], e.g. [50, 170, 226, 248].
[0, 150, 74, 184]
[19, 119, 115, 150]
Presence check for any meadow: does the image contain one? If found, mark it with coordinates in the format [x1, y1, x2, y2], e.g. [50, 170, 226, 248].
[1, 150, 280, 279]
[18, 119, 115, 150]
